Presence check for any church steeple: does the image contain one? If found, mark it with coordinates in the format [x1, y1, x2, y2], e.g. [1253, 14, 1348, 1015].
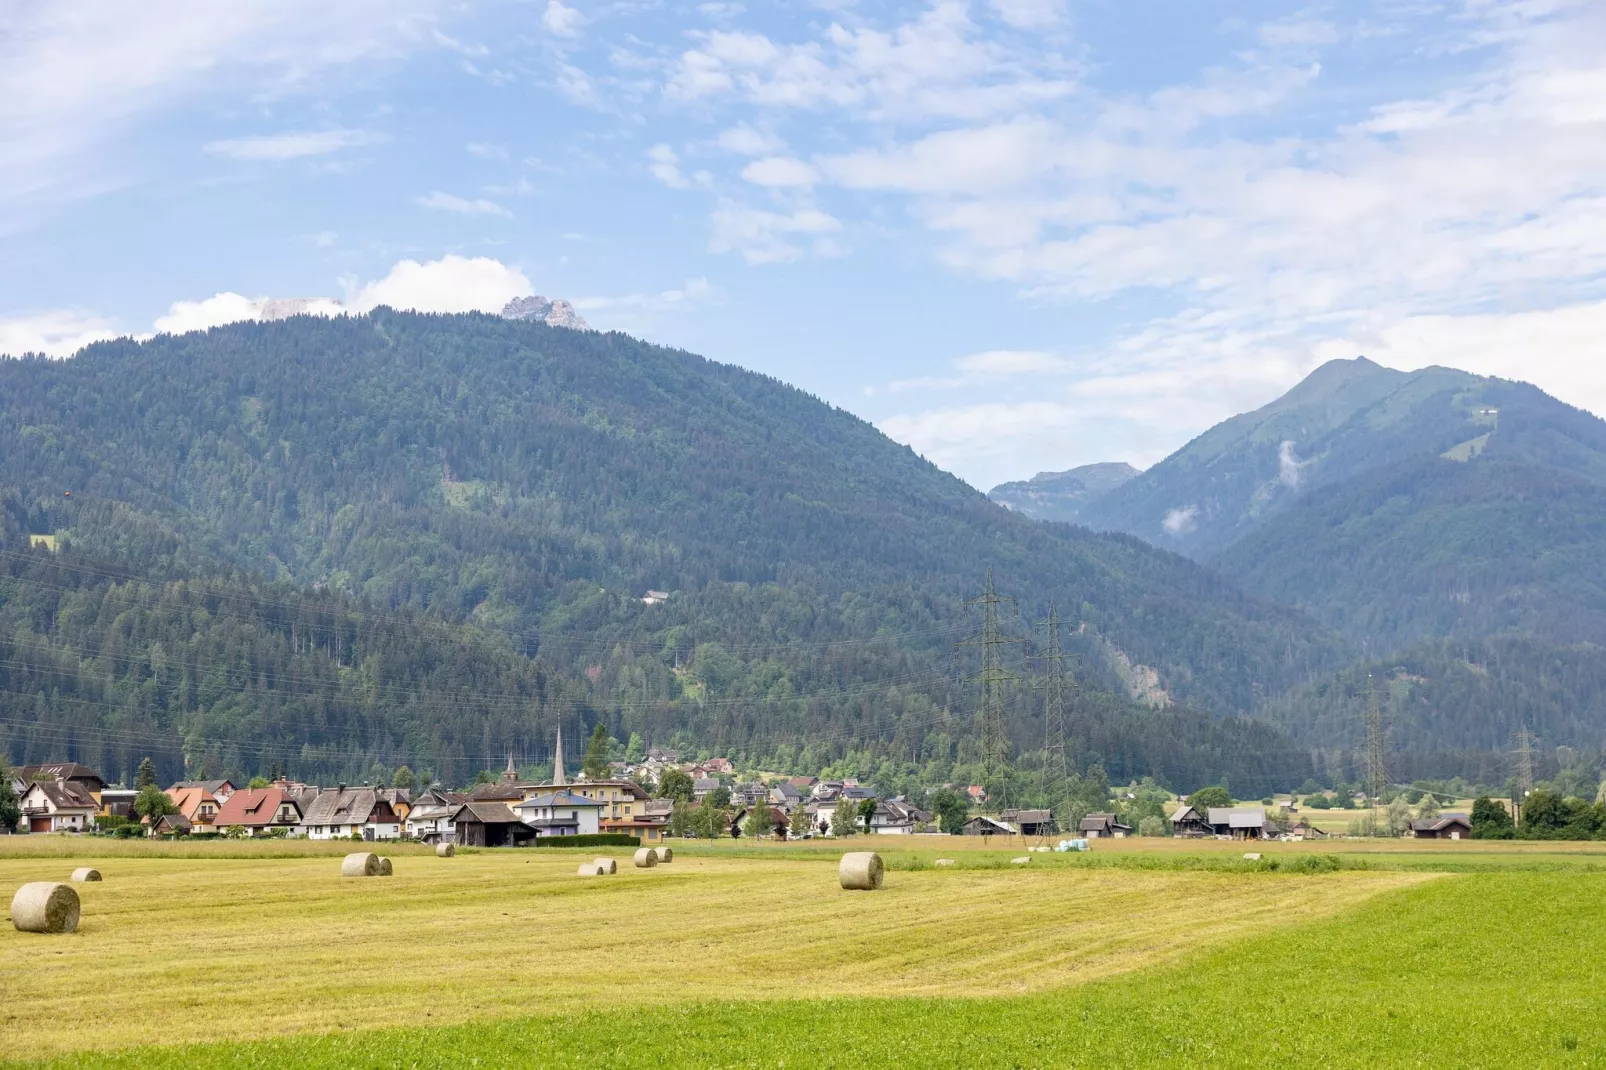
[553, 725, 567, 787]
[500, 752, 518, 784]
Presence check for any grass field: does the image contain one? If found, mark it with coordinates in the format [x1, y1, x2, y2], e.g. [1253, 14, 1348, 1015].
[3, 836, 1602, 1068]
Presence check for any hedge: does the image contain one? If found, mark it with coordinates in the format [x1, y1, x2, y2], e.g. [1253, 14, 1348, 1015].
[534, 833, 640, 848]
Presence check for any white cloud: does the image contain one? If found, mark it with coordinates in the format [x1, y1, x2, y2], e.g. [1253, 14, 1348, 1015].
[716, 124, 784, 156]
[465, 141, 509, 161]
[0, 310, 121, 358]
[542, 0, 586, 37]
[1277, 440, 1304, 488]
[154, 294, 344, 334]
[1162, 506, 1198, 535]
[988, 0, 1065, 30]
[740, 156, 818, 188]
[204, 128, 384, 161]
[646, 144, 692, 189]
[954, 349, 1066, 375]
[709, 201, 840, 263]
[415, 191, 512, 217]
[348, 255, 532, 314]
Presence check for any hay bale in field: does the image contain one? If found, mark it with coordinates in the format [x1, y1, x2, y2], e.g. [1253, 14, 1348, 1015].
[838, 851, 883, 890]
[591, 857, 617, 874]
[576, 863, 603, 877]
[436, 843, 455, 858]
[933, 858, 956, 867]
[341, 852, 381, 877]
[633, 848, 658, 868]
[377, 857, 393, 876]
[1243, 853, 1262, 861]
[69, 868, 102, 883]
[11, 882, 80, 934]
[653, 846, 674, 863]
[1010, 856, 1031, 865]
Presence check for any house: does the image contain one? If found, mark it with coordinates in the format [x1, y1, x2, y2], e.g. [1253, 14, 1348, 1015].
[1207, 808, 1274, 840]
[1288, 818, 1327, 841]
[151, 813, 192, 837]
[1079, 812, 1133, 838]
[733, 782, 769, 807]
[171, 778, 235, 803]
[641, 590, 670, 605]
[1412, 813, 1473, 840]
[960, 815, 1016, 837]
[870, 799, 932, 835]
[404, 787, 468, 843]
[452, 801, 539, 847]
[299, 787, 402, 841]
[1003, 808, 1058, 837]
[19, 780, 97, 833]
[965, 785, 987, 803]
[1170, 805, 1210, 838]
[98, 787, 139, 819]
[212, 788, 304, 836]
[512, 792, 604, 836]
[376, 788, 412, 822]
[525, 779, 650, 825]
[692, 778, 721, 800]
[770, 782, 805, 808]
[166, 785, 223, 833]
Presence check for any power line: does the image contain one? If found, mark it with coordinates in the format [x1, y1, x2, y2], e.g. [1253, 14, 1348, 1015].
[960, 569, 1021, 803]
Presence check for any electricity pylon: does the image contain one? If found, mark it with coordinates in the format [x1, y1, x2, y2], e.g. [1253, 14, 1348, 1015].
[961, 569, 1021, 804]
[1033, 604, 1073, 824]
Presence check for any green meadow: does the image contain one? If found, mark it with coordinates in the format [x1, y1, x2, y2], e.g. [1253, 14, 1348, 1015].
[3, 838, 1602, 1068]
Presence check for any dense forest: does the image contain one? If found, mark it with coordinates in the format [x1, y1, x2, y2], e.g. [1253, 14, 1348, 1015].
[0, 313, 1333, 792]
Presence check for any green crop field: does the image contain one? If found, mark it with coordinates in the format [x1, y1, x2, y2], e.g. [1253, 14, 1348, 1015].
[3, 837, 1603, 1068]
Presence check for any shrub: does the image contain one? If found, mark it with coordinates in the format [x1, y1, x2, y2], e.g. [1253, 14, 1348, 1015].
[533, 833, 641, 848]
[1137, 816, 1165, 837]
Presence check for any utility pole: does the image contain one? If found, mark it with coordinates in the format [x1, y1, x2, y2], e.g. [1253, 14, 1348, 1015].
[1033, 604, 1073, 821]
[961, 569, 1021, 805]
[1363, 674, 1387, 831]
[1515, 725, 1534, 824]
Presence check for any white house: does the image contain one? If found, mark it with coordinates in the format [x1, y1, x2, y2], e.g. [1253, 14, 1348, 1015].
[513, 791, 603, 836]
[19, 780, 97, 833]
[299, 787, 402, 841]
[404, 787, 463, 843]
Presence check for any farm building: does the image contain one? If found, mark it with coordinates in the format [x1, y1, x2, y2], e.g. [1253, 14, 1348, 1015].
[1412, 814, 1472, 840]
[1207, 808, 1275, 839]
[1078, 812, 1131, 838]
[452, 801, 539, 847]
[960, 815, 1016, 837]
[1169, 804, 1210, 837]
[1004, 808, 1058, 836]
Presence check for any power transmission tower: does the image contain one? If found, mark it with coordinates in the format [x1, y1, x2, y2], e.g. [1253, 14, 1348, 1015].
[1032, 604, 1073, 823]
[1363, 675, 1388, 829]
[1515, 725, 1534, 823]
[961, 569, 1021, 805]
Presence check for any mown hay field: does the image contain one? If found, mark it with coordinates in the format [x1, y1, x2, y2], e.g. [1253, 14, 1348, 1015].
[0, 840, 1430, 1059]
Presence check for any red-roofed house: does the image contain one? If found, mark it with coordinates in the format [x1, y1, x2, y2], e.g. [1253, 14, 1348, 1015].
[166, 786, 222, 834]
[211, 788, 303, 836]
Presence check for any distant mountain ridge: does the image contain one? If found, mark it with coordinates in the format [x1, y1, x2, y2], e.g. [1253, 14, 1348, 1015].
[988, 462, 1139, 524]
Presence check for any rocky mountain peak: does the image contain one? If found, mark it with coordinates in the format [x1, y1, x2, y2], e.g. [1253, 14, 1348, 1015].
[501, 295, 591, 331]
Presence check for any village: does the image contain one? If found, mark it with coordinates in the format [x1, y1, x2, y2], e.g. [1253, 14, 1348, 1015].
[8, 735, 1479, 847]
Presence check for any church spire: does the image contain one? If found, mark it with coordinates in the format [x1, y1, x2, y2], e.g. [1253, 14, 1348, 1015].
[553, 725, 566, 786]
[501, 752, 518, 784]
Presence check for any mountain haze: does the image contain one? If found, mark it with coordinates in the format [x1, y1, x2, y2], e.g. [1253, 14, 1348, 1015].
[988, 462, 1140, 524]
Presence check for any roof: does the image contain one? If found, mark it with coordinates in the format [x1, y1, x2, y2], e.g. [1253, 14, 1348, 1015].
[1079, 812, 1132, 832]
[166, 786, 219, 821]
[451, 801, 522, 824]
[172, 779, 233, 794]
[1208, 808, 1269, 829]
[300, 788, 388, 827]
[213, 788, 298, 827]
[693, 778, 720, 791]
[16, 763, 104, 789]
[1170, 805, 1202, 822]
[1004, 808, 1053, 824]
[469, 782, 531, 802]
[24, 780, 97, 811]
[1412, 813, 1472, 832]
[643, 799, 675, 816]
[514, 792, 604, 810]
[961, 815, 1017, 834]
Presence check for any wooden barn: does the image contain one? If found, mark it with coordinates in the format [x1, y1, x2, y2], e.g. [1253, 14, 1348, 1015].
[452, 802, 539, 847]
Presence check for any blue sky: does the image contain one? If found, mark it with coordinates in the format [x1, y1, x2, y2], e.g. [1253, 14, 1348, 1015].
[3, 1, 1605, 489]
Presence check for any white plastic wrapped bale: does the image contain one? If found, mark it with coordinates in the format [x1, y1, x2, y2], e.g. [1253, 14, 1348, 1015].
[341, 852, 381, 877]
[838, 852, 883, 890]
[1011, 856, 1031, 865]
[633, 848, 658, 868]
[436, 843, 456, 858]
[11, 882, 81, 934]
[70, 868, 102, 882]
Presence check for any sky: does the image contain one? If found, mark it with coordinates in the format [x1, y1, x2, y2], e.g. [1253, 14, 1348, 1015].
[2, 0, 1604, 491]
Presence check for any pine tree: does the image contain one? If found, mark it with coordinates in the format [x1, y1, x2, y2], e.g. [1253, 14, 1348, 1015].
[582, 722, 610, 780]
[135, 757, 157, 790]
[788, 804, 810, 839]
[0, 759, 20, 833]
[1416, 793, 1441, 821]
[832, 796, 856, 837]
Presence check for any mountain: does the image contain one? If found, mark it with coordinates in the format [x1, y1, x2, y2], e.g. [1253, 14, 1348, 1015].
[501, 295, 590, 330]
[988, 462, 1139, 523]
[0, 311, 1334, 792]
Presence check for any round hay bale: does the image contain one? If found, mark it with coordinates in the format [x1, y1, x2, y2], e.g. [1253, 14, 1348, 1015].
[1010, 856, 1032, 865]
[377, 857, 393, 876]
[633, 848, 659, 868]
[576, 863, 602, 877]
[1243, 852, 1262, 861]
[653, 846, 674, 863]
[838, 851, 883, 890]
[11, 882, 80, 934]
[933, 858, 956, 867]
[591, 857, 617, 875]
[69, 868, 102, 883]
[435, 843, 456, 858]
[341, 852, 381, 878]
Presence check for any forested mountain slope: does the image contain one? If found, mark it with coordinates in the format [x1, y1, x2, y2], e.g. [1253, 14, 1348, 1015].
[988, 462, 1139, 524]
[0, 312, 1332, 791]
